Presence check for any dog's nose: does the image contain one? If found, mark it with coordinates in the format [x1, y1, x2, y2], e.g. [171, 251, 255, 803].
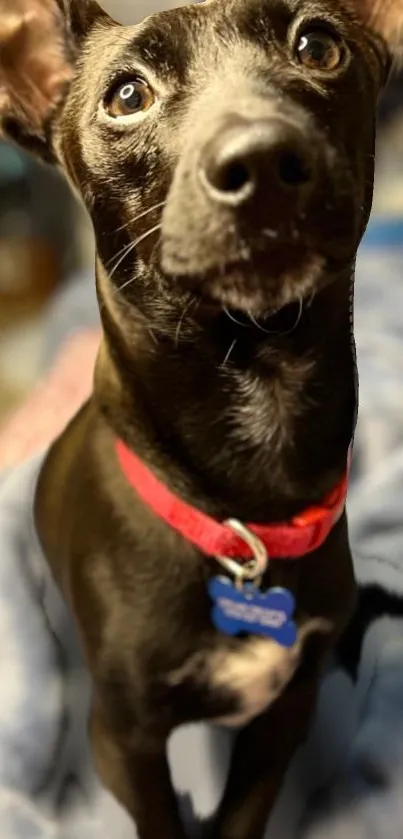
[199, 118, 315, 209]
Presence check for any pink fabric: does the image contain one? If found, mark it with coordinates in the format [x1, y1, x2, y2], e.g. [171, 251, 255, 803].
[0, 329, 101, 471]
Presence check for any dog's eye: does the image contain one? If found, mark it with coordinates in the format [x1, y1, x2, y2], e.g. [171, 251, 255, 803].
[296, 29, 343, 72]
[105, 79, 155, 119]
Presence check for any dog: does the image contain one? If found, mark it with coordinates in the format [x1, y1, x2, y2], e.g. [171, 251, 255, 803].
[0, 1, 402, 837]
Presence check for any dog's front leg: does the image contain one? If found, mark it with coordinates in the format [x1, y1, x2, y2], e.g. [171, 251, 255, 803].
[90, 704, 188, 839]
[212, 674, 319, 839]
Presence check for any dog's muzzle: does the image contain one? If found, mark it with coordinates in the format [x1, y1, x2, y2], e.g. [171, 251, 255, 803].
[160, 112, 321, 286]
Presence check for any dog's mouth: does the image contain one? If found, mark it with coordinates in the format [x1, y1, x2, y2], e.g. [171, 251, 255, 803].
[215, 297, 311, 336]
[159, 241, 327, 321]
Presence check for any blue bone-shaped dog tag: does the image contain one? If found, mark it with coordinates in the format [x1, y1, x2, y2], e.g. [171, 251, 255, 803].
[208, 576, 297, 647]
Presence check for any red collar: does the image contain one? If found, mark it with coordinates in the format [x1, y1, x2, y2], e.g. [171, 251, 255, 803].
[116, 439, 350, 569]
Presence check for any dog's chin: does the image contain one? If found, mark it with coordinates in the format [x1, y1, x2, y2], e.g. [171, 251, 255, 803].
[162, 251, 327, 320]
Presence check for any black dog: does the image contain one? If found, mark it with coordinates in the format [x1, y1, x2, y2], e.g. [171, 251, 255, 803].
[0, 1, 401, 837]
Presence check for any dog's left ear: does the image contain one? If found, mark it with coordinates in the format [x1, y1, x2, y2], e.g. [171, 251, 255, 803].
[347, 0, 403, 56]
[0, 0, 113, 161]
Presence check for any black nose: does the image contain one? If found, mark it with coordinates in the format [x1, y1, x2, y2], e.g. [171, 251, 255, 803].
[199, 117, 315, 209]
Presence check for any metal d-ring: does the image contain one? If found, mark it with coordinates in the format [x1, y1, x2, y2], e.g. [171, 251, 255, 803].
[216, 518, 269, 586]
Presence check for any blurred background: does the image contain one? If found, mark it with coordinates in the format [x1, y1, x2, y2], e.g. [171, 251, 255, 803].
[0, 0, 403, 473]
[0, 0, 190, 426]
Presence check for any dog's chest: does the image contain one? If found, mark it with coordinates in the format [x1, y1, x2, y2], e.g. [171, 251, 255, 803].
[169, 634, 305, 727]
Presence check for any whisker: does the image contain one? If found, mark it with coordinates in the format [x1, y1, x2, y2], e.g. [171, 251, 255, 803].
[175, 297, 197, 349]
[247, 293, 305, 337]
[223, 307, 248, 328]
[306, 289, 316, 308]
[106, 218, 161, 273]
[148, 327, 159, 346]
[114, 201, 166, 235]
[106, 239, 136, 273]
[113, 224, 162, 287]
[106, 203, 165, 272]
[278, 296, 304, 336]
[292, 296, 304, 330]
[220, 338, 238, 368]
[109, 241, 138, 280]
[247, 312, 275, 334]
[148, 234, 163, 266]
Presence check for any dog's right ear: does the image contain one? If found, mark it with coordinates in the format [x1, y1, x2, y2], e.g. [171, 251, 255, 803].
[59, 0, 111, 42]
[0, 0, 112, 161]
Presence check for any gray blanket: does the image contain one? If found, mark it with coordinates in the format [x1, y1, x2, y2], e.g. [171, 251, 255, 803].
[2, 226, 403, 838]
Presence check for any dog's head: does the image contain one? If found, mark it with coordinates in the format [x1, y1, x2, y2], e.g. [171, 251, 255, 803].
[0, 0, 401, 323]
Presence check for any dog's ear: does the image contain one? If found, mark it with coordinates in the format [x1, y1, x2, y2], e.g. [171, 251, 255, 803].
[0, 0, 113, 161]
[59, 0, 110, 41]
[347, 0, 403, 55]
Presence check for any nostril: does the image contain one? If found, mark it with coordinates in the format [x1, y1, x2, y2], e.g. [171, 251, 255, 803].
[208, 158, 253, 196]
[216, 160, 252, 194]
[200, 120, 316, 206]
[277, 151, 312, 187]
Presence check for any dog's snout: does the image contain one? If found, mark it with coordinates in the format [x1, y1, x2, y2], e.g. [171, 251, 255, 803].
[199, 118, 315, 209]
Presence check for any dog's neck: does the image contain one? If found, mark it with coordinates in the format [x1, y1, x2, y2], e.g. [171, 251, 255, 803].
[95, 264, 356, 524]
